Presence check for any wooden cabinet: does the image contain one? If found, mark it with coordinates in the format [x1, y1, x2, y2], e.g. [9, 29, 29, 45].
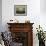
[7, 23, 34, 46]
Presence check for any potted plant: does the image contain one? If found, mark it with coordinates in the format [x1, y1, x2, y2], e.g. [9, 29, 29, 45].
[36, 25, 45, 46]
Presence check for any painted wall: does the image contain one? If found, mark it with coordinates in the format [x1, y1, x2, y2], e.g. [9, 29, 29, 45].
[40, 0, 46, 31]
[0, 0, 2, 32]
[40, 0, 46, 13]
[2, 0, 46, 46]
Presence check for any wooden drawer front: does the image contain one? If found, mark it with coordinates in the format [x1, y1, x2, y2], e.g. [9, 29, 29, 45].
[9, 25, 32, 28]
[9, 28, 31, 32]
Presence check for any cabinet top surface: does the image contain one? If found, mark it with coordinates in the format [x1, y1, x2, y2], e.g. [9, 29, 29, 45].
[7, 23, 34, 25]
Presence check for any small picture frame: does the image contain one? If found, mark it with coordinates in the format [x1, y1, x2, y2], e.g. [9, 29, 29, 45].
[14, 5, 27, 16]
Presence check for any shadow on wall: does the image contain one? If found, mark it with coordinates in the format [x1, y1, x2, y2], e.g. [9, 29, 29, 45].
[0, 0, 2, 32]
[40, 0, 46, 14]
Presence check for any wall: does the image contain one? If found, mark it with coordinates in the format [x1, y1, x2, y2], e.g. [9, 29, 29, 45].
[0, 0, 2, 32]
[40, 0, 46, 31]
[40, 0, 46, 13]
[2, 0, 46, 46]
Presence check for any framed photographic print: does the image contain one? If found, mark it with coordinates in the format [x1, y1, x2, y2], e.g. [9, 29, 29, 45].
[14, 5, 27, 16]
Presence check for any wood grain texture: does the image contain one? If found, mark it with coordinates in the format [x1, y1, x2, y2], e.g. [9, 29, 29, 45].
[7, 23, 34, 46]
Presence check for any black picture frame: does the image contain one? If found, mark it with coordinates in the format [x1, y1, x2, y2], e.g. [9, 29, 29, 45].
[14, 5, 27, 16]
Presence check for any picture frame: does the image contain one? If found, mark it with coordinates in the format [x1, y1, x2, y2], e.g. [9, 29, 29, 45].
[14, 5, 27, 16]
